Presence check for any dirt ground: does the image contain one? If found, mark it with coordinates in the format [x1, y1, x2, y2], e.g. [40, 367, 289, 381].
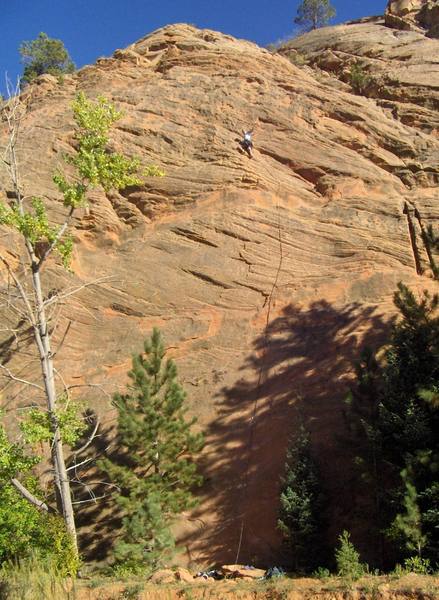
[71, 574, 439, 600]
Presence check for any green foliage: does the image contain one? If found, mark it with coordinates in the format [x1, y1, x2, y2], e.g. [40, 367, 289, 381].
[0, 551, 75, 599]
[287, 51, 308, 66]
[113, 492, 175, 575]
[0, 482, 45, 563]
[52, 92, 164, 213]
[277, 426, 326, 572]
[388, 470, 426, 557]
[348, 63, 371, 95]
[54, 92, 140, 205]
[343, 347, 387, 566]
[0, 90, 164, 563]
[0, 422, 79, 575]
[379, 284, 439, 562]
[335, 531, 367, 580]
[63, 93, 143, 193]
[101, 328, 204, 572]
[20, 399, 86, 447]
[19, 32, 75, 85]
[41, 516, 80, 576]
[0, 92, 163, 270]
[294, 0, 336, 30]
[312, 566, 331, 578]
[345, 282, 439, 568]
[0, 423, 39, 481]
[0, 197, 73, 266]
[142, 164, 166, 178]
[401, 555, 432, 575]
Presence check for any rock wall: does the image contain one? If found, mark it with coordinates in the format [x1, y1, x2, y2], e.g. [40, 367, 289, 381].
[0, 21, 438, 566]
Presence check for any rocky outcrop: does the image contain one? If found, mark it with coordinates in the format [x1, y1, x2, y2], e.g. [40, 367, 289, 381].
[0, 21, 438, 567]
[278, 14, 439, 134]
[386, 0, 439, 37]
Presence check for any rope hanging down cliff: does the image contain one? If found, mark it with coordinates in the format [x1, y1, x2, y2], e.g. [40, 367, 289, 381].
[234, 193, 285, 564]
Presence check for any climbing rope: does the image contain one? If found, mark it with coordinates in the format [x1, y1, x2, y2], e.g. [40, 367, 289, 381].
[234, 190, 285, 564]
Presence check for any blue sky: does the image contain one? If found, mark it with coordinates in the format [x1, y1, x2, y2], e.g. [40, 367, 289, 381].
[1, 0, 386, 93]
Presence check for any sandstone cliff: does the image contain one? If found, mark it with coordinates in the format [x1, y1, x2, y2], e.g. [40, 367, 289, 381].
[0, 4, 438, 567]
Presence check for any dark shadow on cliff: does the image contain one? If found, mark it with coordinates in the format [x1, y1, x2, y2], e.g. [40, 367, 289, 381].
[180, 299, 393, 568]
[73, 412, 122, 562]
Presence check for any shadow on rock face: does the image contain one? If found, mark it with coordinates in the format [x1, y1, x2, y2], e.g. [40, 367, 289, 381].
[181, 300, 393, 568]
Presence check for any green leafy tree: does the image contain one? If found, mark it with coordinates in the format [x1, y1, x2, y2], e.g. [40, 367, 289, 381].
[0, 90, 163, 560]
[19, 32, 75, 85]
[100, 328, 204, 572]
[277, 426, 326, 572]
[294, 0, 336, 31]
[0, 423, 78, 573]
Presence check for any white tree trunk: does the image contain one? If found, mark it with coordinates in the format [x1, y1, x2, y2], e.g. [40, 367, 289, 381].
[31, 263, 78, 553]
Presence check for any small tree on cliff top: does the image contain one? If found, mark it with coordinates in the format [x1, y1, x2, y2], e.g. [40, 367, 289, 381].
[294, 0, 336, 31]
[19, 32, 75, 83]
[20, 32, 75, 84]
[101, 328, 204, 573]
[0, 87, 163, 562]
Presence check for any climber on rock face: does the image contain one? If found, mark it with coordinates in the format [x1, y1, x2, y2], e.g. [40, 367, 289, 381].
[241, 128, 254, 158]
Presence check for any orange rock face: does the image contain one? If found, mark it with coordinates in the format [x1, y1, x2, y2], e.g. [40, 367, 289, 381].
[0, 20, 438, 566]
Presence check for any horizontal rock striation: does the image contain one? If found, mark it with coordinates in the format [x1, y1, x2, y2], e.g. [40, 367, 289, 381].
[0, 18, 438, 565]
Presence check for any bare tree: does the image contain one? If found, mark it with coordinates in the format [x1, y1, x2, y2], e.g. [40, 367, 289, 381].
[0, 81, 163, 556]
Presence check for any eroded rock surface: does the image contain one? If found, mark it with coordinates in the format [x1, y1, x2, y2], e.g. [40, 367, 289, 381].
[386, 0, 439, 37]
[0, 21, 438, 566]
[279, 12, 439, 134]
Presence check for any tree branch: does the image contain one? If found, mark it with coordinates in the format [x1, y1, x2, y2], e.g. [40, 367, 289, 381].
[0, 253, 36, 326]
[38, 206, 75, 268]
[67, 383, 113, 401]
[0, 363, 44, 391]
[52, 320, 72, 358]
[72, 417, 100, 456]
[43, 276, 113, 308]
[66, 456, 95, 473]
[11, 478, 49, 512]
[71, 493, 112, 505]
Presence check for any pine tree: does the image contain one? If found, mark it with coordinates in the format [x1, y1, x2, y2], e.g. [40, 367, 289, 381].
[382, 283, 439, 563]
[277, 426, 326, 572]
[343, 347, 387, 567]
[19, 32, 75, 84]
[294, 0, 336, 31]
[345, 283, 439, 566]
[335, 530, 366, 580]
[101, 328, 204, 572]
[389, 470, 426, 558]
